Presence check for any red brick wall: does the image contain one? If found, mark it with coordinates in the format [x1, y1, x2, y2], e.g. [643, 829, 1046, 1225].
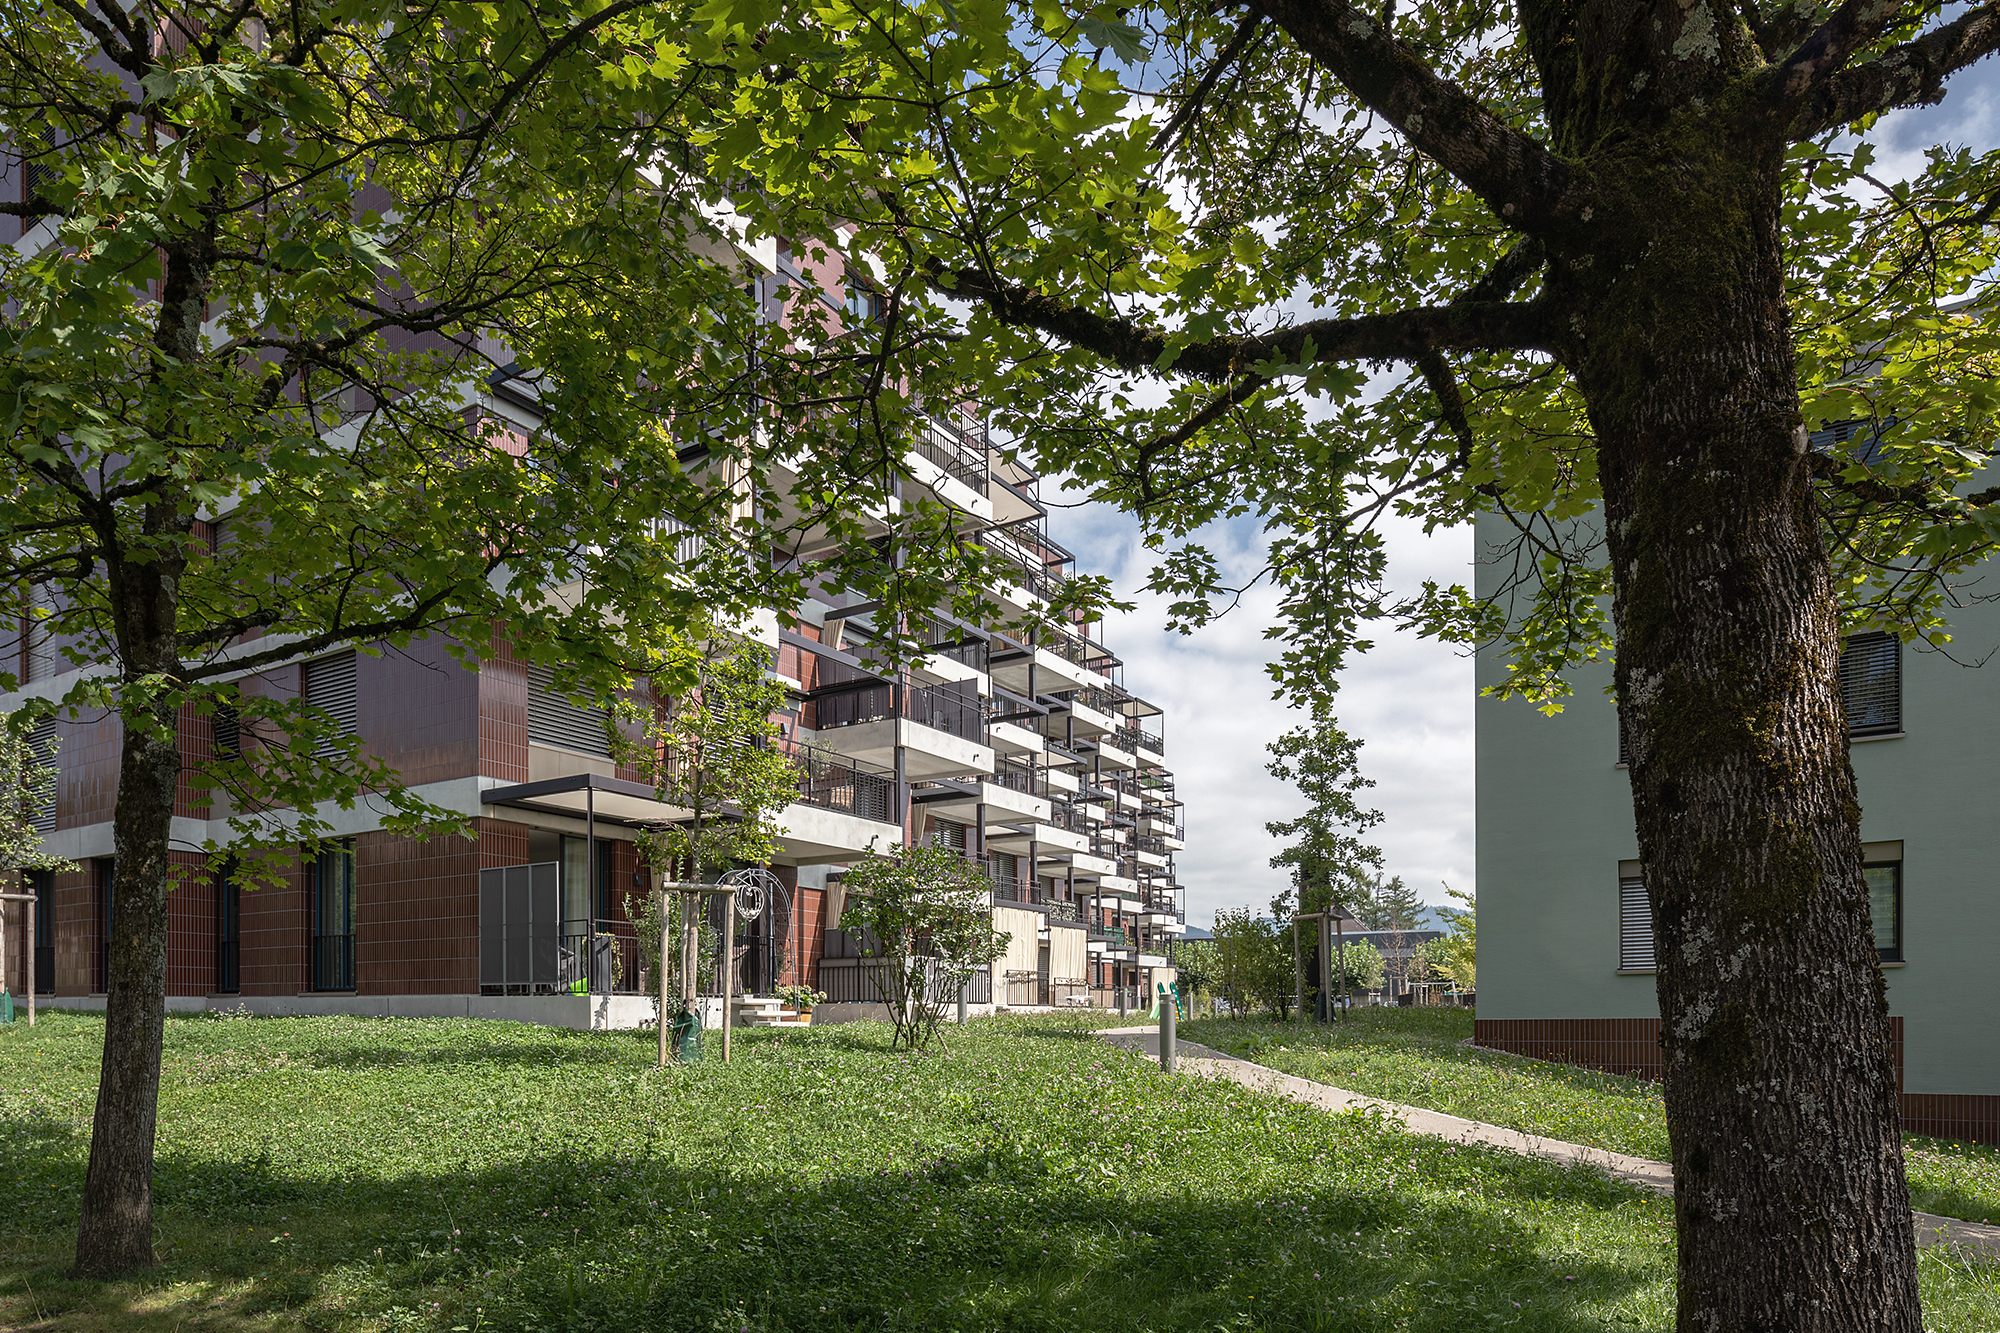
[479, 641, 530, 784]
[166, 853, 213, 997]
[238, 848, 308, 996]
[1470, 1016, 2000, 1144]
[358, 636, 481, 785]
[353, 823, 492, 994]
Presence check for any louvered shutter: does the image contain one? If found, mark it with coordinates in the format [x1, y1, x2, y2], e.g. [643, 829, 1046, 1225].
[527, 664, 612, 756]
[1619, 875, 1655, 970]
[27, 717, 56, 833]
[1839, 633, 1901, 737]
[304, 651, 358, 757]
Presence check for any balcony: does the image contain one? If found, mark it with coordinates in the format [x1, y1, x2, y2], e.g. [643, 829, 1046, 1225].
[810, 680, 994, 781]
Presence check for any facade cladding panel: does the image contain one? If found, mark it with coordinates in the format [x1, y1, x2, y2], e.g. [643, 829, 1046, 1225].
[357, 636, 483, 785]
[479, 645, 532, 785]
[236, 853, 309, 996]
[356, 826, 490, 994]
[165, 851, 215, 997]
[1476, 495, 2000, 1141]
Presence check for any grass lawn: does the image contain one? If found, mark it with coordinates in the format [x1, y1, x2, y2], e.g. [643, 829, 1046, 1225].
[1181, 1008, 2000, 1228]
[0, 1010, 1991, 1331]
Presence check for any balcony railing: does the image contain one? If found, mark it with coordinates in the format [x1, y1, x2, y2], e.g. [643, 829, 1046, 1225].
[813, 681, 896, 730]
[990, 755, 1045, 798]
[914, 416, 988, 495]
[905, 681, 984, 742]
[777, 737, 894, 822]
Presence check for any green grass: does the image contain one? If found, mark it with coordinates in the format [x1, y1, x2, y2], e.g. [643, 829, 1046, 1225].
[1181, 1008, 2000, 1228]
[0, 1010, 1991, 1331]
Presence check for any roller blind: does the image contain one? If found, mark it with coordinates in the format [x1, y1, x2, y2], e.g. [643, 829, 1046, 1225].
[27, 717, 56, 833]
[527, 664, 612, 756]
[304, 651, 358, 757]
[1619, 875, 1655, 971]
[1840, 632, 1900, 737]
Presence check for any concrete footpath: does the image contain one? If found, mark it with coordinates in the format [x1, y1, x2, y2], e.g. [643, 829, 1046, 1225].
[1097, 1025, 2000, 1258]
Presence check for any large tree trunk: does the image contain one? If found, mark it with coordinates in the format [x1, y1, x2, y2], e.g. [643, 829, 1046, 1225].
[1565, 135, 1921, 1330]
[72, 687, 181, 1276]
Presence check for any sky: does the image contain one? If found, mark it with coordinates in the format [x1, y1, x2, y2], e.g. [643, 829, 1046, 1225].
[1041, 64, 2000, 933]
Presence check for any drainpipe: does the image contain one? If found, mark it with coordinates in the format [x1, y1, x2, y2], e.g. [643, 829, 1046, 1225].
[585, 780, 596, 995]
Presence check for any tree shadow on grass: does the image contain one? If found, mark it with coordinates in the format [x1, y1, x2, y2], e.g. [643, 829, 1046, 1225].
[0, 1094, 1675, 1333]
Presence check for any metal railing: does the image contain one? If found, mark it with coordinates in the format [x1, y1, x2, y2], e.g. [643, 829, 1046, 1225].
[906, 682, 983, 741]
[913, 416, 988, 495]
[779, 738, 894, 822]
[991, 755, 1044, 797]
[812, 681, 896, 730]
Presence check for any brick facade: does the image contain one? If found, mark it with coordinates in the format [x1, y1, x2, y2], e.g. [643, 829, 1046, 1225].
[1471, 1016, 2000, 1145]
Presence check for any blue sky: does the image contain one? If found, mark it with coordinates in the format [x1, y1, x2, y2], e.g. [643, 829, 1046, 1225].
[1043, 61, 2000, 931]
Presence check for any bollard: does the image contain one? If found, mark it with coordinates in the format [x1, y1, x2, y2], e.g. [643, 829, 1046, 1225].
[958, 980, 968, 1025]
[1160, 992, 1176, 1073]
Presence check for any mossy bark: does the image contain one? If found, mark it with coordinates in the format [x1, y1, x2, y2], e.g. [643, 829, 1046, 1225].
[72, 236, 201, 1278]
[1553, 112, 1920, 1332]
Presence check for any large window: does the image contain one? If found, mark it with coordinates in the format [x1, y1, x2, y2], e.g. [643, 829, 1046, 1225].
[303, 651, 359, 757]
[94, 857, 115, 994]
[1866, 859, 1902, 963]
[309, 841, 356, 991]
[215, 860, 240, 994]
[30, 869, 53, 994]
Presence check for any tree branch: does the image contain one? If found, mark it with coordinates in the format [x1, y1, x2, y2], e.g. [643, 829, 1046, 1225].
[938, 263, 1552, 379]
[1788, 0, 2000, 139]
[1807, 450, 2000, 510]
[1248, 0, 1587, 233]
[1151, 13, 1264, 158]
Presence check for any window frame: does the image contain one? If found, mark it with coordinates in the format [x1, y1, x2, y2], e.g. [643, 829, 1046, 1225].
[1864, 858, 1903, 964]
[308, 840, 357, 991]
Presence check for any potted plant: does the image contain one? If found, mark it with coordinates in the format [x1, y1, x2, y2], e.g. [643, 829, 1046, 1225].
[774, 984, 826, 1018]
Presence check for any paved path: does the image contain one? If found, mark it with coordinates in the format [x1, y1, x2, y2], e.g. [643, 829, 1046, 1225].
[1096, 1025, 2000, 1258]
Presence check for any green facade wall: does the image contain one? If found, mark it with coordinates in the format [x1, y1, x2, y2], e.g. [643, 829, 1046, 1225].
[1475, 514, 2000, 1098]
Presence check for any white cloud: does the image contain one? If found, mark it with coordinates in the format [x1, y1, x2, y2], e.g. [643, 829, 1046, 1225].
[1048, 499, 1474, 930]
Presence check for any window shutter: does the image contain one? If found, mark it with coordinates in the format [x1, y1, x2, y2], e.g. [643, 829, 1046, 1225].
[213, 701, 240, 758]
[1618, 876, 1655, 970]
[527, 664, 612, 756]
[1839, 633, 1901, 737]
[304, 651, 358, 756]
[27, 717, 56, 833]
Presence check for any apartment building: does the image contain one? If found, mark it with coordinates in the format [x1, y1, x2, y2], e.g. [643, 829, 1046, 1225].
[1473, 502, 2000, 1144]
[1, 231, 1187, 1027]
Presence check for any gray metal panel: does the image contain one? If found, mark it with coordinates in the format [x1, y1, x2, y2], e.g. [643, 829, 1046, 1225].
[527, 664, 613, 755]
[504, 865, 531, 986]
[478, 868, 504, 986]
[531, 862, 560, 985]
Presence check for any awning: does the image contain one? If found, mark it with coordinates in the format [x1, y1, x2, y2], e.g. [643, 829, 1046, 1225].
[482, 773, 691, 829]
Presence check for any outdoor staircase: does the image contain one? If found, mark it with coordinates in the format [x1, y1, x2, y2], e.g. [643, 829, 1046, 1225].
[733, 996, 810, 1027]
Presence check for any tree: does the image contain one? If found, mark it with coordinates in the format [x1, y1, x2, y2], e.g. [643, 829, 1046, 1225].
[837, 842, 1009, 1051]
[1350, 873, 1427, 933]
[0, 717, 71, 999]
[1264, 714, 1384, 918]
[5, 0, 1021, 1277]
[673, 0, 2000, 1317]
[624, 621, 801, 1015]
[1436, 886, 1477, 990]
[1211, 906, 1294, 1019]
[1327, 933, 1386, 994]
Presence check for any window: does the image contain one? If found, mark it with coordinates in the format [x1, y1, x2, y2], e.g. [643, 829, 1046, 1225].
[1618, 864, 1654, 971]
[1840, 632, 1901, 737]
[304, 650, 358, 757]
[1621, 631, 1902, 764]
[213, 699, 241, 759]
[844, 283, 878, 322]
[309, 841, 355, 990]
[1865, 859, 1902, 963]
[94, 857, 115, 994]
[215, 860, 240, 993]
[30, 868, 53, 995]
[26, 717, 56, 832]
